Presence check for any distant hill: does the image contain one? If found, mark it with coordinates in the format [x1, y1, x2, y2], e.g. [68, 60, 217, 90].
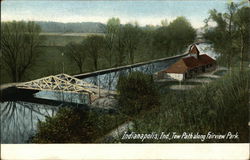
[35, 21, 106, 33]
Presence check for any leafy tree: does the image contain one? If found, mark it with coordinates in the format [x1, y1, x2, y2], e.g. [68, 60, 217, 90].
[122, 23, 142, 64]
[220, 2, 238, 69]
[84, 35, 105, 71]
[105, 18, 120, 67]
[137, 27, 156, 61]
[64, 42, 86, 73]
[153, 17, 196, 56]
[116, 72, 159, 116]
[204, 2, 249, 70]
[153, 26, 171, 56]
[161, 19, 168, 27]
[168, 17, 196, 53]
[1, 21, 43, 82]
[234, 6, 250, 70]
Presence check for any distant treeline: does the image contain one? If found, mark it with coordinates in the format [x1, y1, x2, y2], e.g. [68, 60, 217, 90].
[63, 17, 196, 73]
[35, 21, 106, 33]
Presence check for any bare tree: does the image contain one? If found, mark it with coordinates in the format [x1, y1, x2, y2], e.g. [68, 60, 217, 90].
[84, 35, 105, 71]
[234, 6, 250, 71]
[1, 21, 42, 82]
[64, 42, 86, 73]
[105, 18, 120, 67]
[115, 27, 126, 66]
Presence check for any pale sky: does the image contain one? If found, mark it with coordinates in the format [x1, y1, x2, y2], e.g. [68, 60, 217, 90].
[1, 0, 244, 28]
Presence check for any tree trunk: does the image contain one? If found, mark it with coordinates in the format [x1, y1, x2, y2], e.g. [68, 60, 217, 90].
[227, 54, 232, 75]
[94, 59, 98, 71]
[240, 31, 244, 71]
[109, 52, 112, 67]
[78, 64, 83, 73]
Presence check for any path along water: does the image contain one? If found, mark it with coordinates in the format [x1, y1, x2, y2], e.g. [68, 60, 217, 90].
[0, 43, 218, 143]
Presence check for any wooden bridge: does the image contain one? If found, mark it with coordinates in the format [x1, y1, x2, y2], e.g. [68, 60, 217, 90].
[16, 74, 96, 94]
[1, 52, 189, 103]
[5, 74, 117, 103]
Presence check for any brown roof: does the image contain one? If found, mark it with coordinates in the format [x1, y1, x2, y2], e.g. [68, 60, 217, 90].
[164, 59, 188, 73]
[189, 44, 200, 54]
[164, 54, 216, 74]
[199, 54, 216, 65]
[182, 56, 202, 68]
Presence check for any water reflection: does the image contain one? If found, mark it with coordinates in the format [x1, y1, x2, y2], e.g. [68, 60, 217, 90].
[35, 90, 89, 104]
[0, 43, 217, 143]
[0, 101, 58, 143]
[83, 43, 217, 91]
[83, 59, 177, 90]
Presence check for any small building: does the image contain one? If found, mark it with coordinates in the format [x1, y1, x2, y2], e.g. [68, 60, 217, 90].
[158, 44, 216, 81]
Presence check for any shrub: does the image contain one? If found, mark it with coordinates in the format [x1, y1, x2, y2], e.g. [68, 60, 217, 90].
[116, 71, 159, 116]
[32, 107, 126, 143]
[122, 70, 249, 143]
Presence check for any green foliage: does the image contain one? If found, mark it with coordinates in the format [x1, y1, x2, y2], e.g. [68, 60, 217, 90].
[32, 107, 94, 143]
[32, 107, 127, 143]
[34, 46, 81, 78]
[104, 19, 143, 66]
[234, 6, 250, 68]
[153, 16, 196, 56]
[117, 72, 159, 116]
[204, 3, 250, 69]
[114, 25, 127, 66]
[124, 70, 249, 143]
[102, 17, 196, 68]
[136, 28, 156, 61]
[122, 23, 142, 64]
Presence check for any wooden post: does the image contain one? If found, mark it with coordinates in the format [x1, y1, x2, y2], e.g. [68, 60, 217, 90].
[98, 74, 100, 98]
[89, 93, 92, 104]
[62, 52, 64, 73]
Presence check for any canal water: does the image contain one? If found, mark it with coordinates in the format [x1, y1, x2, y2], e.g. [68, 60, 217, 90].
[0, 43, 217, 143]
[83, 43, 218, 90]
[0, 101, 58, 143]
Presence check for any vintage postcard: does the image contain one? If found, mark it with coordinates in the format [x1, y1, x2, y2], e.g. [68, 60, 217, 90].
[0, 0, 249, 159]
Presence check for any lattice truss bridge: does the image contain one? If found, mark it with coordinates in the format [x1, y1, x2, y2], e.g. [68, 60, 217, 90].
[16, 74, 98, 95]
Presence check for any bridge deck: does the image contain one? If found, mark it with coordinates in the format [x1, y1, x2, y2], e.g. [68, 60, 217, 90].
[1, 53, 188, 103]
[74, 53, 188, 79]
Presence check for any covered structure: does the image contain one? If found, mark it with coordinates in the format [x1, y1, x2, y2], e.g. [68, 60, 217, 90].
[159, 44, 216, 81]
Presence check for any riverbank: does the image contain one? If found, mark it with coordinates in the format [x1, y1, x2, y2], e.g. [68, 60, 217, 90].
[116, 70, 249, 143]
[154, 66, 228, 91]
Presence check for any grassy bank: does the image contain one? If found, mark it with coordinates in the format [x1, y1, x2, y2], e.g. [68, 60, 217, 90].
[29, 67, 249, 143]
[119, 70, 249, 143]
[39, 33, 105, 46]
